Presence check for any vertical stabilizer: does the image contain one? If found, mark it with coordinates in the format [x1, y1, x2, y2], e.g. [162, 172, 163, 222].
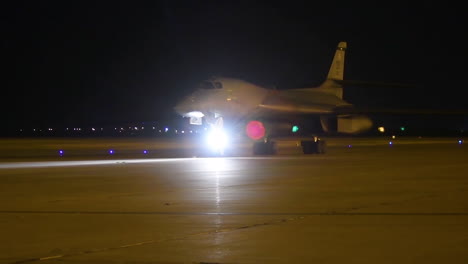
[326, 42, 347, 80]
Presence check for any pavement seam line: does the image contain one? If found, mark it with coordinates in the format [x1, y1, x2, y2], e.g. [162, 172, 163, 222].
[9, 215, 306, 263]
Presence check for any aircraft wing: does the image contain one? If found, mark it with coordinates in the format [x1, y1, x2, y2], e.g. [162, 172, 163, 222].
[334, 105, 468, 116]
[255, 89, 346, 115]
[257, 103, 334, 114]
[255, 90, 468, 117]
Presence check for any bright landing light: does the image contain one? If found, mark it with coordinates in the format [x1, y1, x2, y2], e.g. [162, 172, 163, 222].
[206, 128, 229, 152]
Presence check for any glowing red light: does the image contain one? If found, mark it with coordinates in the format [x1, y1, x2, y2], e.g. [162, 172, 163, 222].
[246, 121, 266, 140]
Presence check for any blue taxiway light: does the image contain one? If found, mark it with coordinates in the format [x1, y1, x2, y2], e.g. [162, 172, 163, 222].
[109, 150, 114, 154]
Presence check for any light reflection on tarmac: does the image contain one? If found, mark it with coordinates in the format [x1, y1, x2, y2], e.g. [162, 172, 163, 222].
[0, 137, 467, 264]
[0, 158, 195, 169]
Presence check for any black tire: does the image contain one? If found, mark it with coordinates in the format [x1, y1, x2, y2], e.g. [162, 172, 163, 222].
[301, 139, 326, 154]
[301, 140, 317, 154]
[317, 140, 327, 154]
[253, 141, 276, 155]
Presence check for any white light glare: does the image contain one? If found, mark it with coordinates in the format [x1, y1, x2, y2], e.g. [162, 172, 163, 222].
[207, 128, 229, 152]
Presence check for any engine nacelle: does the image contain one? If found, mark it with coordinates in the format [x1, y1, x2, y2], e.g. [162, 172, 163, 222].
[321, 115, 372, 134]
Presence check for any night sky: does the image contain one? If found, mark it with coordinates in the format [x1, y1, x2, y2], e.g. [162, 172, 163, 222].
[3, 1, 467, 128]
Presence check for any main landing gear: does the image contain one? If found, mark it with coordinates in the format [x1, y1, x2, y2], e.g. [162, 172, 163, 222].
[300, 136, 326, 154]
[252, 138, 277, 155]
[252, 136, 327, 155]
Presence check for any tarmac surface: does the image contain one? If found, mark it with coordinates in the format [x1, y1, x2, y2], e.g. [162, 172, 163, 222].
[0, 136, 467, 263]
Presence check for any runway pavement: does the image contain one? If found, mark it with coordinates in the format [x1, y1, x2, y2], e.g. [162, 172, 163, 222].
[0, 137, 467, 263]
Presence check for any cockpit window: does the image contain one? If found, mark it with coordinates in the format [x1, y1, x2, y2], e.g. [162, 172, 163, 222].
[214, 82, 222, 89]
[199, 81, 215, 89]
[199, 81, 222, 89]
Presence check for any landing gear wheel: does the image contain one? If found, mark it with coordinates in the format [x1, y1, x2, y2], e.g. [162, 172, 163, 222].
[301, 137, 326, 154]
[253, 139, 276, 155]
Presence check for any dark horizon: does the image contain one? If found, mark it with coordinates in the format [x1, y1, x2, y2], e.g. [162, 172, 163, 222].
[3, 1, 467, 129]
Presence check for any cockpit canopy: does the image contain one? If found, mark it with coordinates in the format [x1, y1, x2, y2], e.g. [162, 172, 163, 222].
[199, 80, 223, 90]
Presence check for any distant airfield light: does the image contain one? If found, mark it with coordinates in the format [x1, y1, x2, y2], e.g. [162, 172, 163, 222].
[459, 140, 463, 145]
[389, 141, 393, 145]
[153, 127, 155, 130]
[378, 126, 385, 133]
[109, 150, 114, 155]
[142, 127, 144, 130]
[348, 144, 352, 148]
[143, 150, 148, 154]
[159, 130, 162, 133]
[181, 130, 185, 134]
[292, 125, 299, 133]
[392, 135, 396, 139]
[400, 127, 406, 131]
[165, 127, 169, 132]
[58, 150, 64, 156]
[92, 128, 95, 131]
